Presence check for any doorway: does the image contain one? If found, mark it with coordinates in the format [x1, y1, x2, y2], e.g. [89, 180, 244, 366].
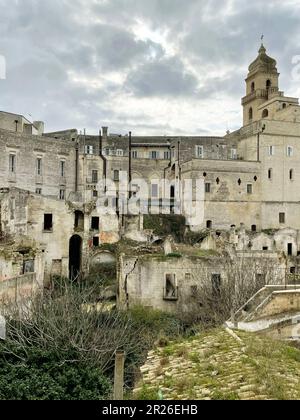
[69, 235, 82, 280]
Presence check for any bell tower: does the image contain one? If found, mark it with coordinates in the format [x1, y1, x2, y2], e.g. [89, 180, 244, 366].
[242, 44, 279, 126]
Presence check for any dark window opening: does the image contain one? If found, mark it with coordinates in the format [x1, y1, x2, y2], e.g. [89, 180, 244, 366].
[262, 109, 269, 118]
[23, 260, 34, 274]
[283, 103, 287, 109]
[268, 169, 272, 180]
[266, 79, 271, 89]
[75, 210, 84, 231]
[205, 183, 211, 193]
[247, 184, 253, 194]
[251, 82, 255, 93]
[290, 267, 296, 274]
[203, 172, 207, 177]
[93, 236, 100, 247]
[263, 246, 269, 251]
[91, 216, 100, 231]
[44, 214, 53, 231]
[249, 107, 253, 121]
[216, 178, 220, 185]
[238, 179, 242, 186]
[251, 225, 257, 232]
[164, 274, 178, 301]
[290, 169, 294, 181]
[288, 243, 293, 256]
[207, 220, 212, 229]
[69, 235, 82, 280]
[279, 213, 286, 224]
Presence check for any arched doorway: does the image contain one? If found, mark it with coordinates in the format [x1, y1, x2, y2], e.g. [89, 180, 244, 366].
[69, 235, 82, 280]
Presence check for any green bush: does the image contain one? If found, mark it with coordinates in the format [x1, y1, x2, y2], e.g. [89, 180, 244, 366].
[0, 346, 111, 400]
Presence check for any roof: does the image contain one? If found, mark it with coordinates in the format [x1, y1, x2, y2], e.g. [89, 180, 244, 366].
[248, 44, 278, 75]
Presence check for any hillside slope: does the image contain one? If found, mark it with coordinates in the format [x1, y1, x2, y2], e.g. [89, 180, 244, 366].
[134, 328, 300, 400]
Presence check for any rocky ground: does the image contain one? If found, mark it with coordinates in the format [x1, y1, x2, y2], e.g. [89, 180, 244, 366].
[133, 328, 300, 400]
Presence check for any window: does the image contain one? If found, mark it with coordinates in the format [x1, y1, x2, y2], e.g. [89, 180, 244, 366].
[36, 158, 42, 176]
[216, 178, 220, 185]
[247, 184, 253, 194]
[151, 184, 159, 198]
[85, 145, 94, 155]
[268, 146, 275, 156]
[263, 246, 269, 251]
[36, 188, 42, 195]
[262, 109, 269, 118]
[74, 210, 84, 230]
[288, 243, 293, 256]
[104, 148, 110, 156]
[91, 217, 100, 231]
[44, 214, 53, 232]
[113, 170, 120, 182]
[249, 107, 253, 122]
[9, 154, 16, 173]
[171, 149, 175, 159]
[93, 236, 100, 247]
[132, 150, 138, 159]
[93, 190, 98, 198]
[290, 169, 294, 181]
[290, 267, 296, 274]
[195, 145, 204, 159]
[283, 103, 287, 109]
[60, 160, 65, 177]
[268, 169, 273, 179]
[59, 189, 65, 200]
[150, 151, 159, 159]
[251, 225, 257, 232]
[205, 183, 211, 193]
[251, 82, 255, 93]
[238, 178, 242, 186]
[287, 146, 293, 157]
[164, 274, 178, 301]
[164, 151, 171, 160]
[231, 149, 237, 160]
[266, 79, 271, 89]
[279, 213, 286, 224]
[116, 149, 123, 157]
[92, 170, 98, 183]
[207, 220, 212, 229]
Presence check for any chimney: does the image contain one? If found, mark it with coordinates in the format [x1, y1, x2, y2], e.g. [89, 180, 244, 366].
[102, 126, 108, 141]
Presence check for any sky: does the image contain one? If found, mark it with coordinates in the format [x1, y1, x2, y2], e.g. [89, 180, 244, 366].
[1, 0, 300, 136]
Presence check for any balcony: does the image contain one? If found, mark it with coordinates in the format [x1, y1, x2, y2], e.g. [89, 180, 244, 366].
[242, 87, 283, 105]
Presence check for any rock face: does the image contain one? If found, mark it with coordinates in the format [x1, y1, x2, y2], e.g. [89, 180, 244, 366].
[134, 328, 300, 401]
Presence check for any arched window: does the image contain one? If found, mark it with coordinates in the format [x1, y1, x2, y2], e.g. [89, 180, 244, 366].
[262, 109, 269, 118]
[249, 107, 253, 122]
[266, 79, 271, 89]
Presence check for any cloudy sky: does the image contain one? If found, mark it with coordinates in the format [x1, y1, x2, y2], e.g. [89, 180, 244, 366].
[1, 0, 300, 136]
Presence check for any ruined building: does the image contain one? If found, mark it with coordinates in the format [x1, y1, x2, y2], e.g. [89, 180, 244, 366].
[1, 44, 300, 309]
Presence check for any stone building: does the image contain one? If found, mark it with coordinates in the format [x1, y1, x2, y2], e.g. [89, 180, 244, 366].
[1, 43, 300, 298]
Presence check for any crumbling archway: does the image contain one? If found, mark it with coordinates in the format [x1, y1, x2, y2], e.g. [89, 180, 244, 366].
[69, 235, 82, 280]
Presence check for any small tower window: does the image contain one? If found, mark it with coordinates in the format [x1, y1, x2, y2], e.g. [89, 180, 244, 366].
[262, 109, 269, 118]
[251, 82, 255, 93]
[268, 169, 273, 179]
[249, 107, 253, 122]
[266, 79, 271, 90]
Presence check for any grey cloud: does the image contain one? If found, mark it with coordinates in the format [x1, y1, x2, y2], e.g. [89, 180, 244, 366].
[0, 0, 300, 135]
[126, 57, 199, 97]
